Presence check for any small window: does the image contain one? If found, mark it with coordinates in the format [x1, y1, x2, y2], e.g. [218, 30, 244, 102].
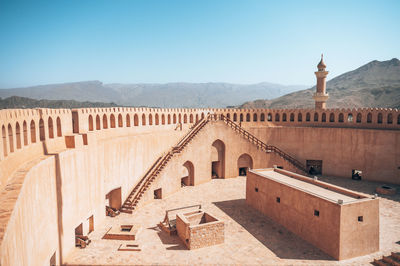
[314, 210, 320, 217]
[154, 188, 162, 199]
[276, 166, 283, 169]
[255, 187, 259, 192]
[276, 197, 280, 203]
[358, 216, 363, 222]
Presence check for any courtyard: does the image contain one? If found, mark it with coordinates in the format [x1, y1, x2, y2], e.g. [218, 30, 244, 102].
[65, 176, 400, 265]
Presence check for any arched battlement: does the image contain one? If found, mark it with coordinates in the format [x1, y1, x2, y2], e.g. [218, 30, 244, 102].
[214, 107, 400, 130]
[0, 108, 73, 190]
[1, 106, 398, 183]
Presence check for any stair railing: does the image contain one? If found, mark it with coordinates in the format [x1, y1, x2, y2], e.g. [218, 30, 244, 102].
[122, 114, 212, 213]
[219, 114, 307, 172]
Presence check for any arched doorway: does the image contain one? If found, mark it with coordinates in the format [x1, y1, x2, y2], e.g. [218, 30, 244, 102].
[181, 160, 195, 186]
[211, 139, 225, 179]
[237, 153, 253, 176]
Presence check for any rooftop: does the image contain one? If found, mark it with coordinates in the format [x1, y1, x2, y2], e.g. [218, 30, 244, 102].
[251, 168, 368, 204]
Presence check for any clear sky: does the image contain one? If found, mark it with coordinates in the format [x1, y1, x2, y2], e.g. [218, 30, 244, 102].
[0, 0, 399, 88]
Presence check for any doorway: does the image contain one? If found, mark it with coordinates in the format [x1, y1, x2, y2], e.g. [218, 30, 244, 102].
[75, 223, 83, 237]
[106, 187, 122, 210]
[352, 169, 362, 180]
[88, 215, 94, 234]
[182, 161, 195, 186]
[212, 161, 220, 178]
[239, 167, 247, 176]
[211, 140, 225, 178]
[306, 160, 322, 175]
[237, 153, 253, 176]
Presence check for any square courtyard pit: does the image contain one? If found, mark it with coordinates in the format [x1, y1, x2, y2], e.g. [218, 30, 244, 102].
[176, 210, 224, 249]
[103, 224, 141, 241]
[247, 168, 380, 260]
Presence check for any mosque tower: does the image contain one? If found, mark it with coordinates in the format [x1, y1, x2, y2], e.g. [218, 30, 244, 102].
[313, 54, 329, 109]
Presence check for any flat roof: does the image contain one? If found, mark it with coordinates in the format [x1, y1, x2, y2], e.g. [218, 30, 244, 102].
[251, 169, 358, 203]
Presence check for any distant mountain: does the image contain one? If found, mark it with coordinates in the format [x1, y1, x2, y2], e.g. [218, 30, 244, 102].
[0, 81, 307, 108]
[0, 96, 118, 109]
[240, 58, 400, 109]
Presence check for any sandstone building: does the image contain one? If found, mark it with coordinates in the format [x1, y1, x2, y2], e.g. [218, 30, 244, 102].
[0, 58, 399, 265]
[246, 168, 379, 260]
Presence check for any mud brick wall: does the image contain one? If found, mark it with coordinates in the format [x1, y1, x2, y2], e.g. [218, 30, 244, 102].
[188, 221, 224, 249]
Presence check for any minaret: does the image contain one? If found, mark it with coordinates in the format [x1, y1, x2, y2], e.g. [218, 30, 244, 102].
[313, 54, 329, 109]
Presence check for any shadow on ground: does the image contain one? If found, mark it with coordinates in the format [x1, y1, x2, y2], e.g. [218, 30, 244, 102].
[149, 226, 187, 251]
[213, 198, 334, 261]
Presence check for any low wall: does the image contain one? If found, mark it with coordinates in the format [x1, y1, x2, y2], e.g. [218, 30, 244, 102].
[176, 211, 224, 250]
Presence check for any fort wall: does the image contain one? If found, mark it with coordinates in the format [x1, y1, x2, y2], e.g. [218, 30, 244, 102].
[0, 107, 399, 265]
[0, 110, 195, 264]
[247, 126, 400, 183]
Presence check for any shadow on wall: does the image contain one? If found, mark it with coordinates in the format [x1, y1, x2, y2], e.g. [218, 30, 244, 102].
[212, 199, 334, 261]
[318, 176, 400, 204]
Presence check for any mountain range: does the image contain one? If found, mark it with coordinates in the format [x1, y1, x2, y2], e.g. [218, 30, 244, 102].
[0, 81, 306, 108]
[0, 96, 118, 109]
[240, 58, 400, 109]
[1, 58, 399, 109]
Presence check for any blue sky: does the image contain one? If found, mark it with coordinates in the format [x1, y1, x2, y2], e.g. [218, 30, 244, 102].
[0, 0, 399, 88]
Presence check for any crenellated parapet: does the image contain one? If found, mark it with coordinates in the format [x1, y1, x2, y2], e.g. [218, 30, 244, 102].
[71, 107, 212, 133]
[0, 107, 213, 165]
[212, 107, 400, 130]
[1, 106, 399, 166]
[0, 108, 73, 161]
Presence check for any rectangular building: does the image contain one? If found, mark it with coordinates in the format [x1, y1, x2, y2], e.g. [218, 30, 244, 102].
[246, 168, 379, 260]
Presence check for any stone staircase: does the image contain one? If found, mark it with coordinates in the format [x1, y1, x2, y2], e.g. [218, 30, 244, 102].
[219, 114, 307, 173]
[120, 113, 307, 214]
[373, 252, 400, 266]
[120, 117, 210, 214]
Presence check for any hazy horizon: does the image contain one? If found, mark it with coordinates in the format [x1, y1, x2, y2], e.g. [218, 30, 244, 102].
[0, 79, 313, 90]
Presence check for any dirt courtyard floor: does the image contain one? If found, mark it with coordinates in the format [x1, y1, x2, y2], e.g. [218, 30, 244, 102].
[65, 176, 400, 265]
